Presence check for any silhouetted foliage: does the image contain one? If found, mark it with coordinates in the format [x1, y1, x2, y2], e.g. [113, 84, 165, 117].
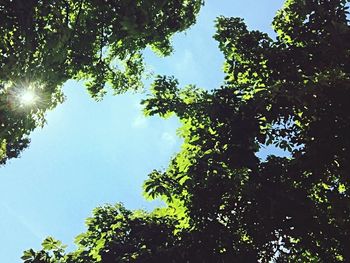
[0, 0, 203, 164]
[22, 0, 350, 262]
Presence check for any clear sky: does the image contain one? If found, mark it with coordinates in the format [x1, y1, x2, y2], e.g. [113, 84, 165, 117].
[0, 1, 285, 262]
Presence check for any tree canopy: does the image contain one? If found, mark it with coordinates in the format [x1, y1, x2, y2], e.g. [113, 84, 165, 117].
[7, 0, 350, 262]
[0, 0, 203, 164]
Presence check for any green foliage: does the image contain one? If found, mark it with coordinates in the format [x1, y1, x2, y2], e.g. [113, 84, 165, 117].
[0, 0, 203, 164]
[22, 0, 350, 262]
[21, 237, 66, 263]
[22, 204, 184, 263]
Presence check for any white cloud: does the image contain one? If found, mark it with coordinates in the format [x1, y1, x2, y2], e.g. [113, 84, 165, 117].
[132, 115, 148, 128]
[161, 132, 177, 147]
[132, 100, 143, 110]
[175, 49, 196, 74]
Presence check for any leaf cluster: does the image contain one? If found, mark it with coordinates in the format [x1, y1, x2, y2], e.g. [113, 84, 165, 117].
[0, 0, 203, 164]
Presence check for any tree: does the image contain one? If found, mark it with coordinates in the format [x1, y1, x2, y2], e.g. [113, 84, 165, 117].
[21, 204, 182, 263]
[0, 0, 203, 164]
[22, 0, 350, 262]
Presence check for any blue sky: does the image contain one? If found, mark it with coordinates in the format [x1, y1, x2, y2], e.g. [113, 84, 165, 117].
[0, 1, 285, 262]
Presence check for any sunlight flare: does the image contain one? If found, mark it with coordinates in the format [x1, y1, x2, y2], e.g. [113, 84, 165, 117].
[19, 89, 37, 106]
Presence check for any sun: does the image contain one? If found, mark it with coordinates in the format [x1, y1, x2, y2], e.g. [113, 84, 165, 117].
[19, 90, 37, 106]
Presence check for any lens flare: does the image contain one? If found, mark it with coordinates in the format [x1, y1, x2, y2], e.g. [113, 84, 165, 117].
[19, 90, 37, 106]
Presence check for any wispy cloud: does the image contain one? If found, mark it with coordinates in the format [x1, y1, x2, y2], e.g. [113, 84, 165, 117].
[175, 49, 196, 75]
[161, 132, 177, 147]
[132, 100, 144, 110]
[0, 202, 43, 240]
[132, 115, 148, 128]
